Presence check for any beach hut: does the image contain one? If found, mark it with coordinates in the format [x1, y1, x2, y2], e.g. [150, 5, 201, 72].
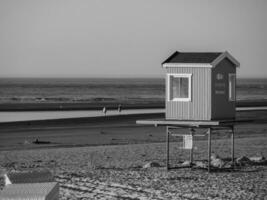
[0, 170, 59, 200]
[162, 51, 240, 120]
[4, 170, 54, 185]
[137, 50, 241, 172]
[0, 182, 59, 200]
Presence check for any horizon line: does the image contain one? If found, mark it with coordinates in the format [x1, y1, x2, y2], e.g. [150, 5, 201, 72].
[0, 76, 267, 80]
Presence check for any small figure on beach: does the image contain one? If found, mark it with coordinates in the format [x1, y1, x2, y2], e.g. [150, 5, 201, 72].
[102, 106, 107, 116]
[33, 138, 51, 144]
[118, 104, 122, 113]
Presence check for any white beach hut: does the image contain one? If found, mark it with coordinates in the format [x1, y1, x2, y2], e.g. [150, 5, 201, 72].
[137, 50, 241, 172]
[162, 51, 240, 120]
[4, 170, 54, 185]
[0, 170, 59, 200]
[0, 182, 59, 200]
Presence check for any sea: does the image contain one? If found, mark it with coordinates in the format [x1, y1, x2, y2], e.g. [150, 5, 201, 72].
[0, 78, 267, 104]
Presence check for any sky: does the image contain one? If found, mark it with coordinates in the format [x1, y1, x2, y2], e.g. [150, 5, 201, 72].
[0, 0, 267, 78]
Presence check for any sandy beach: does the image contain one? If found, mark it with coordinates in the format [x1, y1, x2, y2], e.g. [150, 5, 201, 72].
[0, 135, 266, 199]
[0, 109, 267, 199]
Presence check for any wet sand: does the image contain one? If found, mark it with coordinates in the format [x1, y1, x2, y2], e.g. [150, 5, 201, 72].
[0, 109, 165, 123]
[0, 99, 267, 111]
[0, 110, 267, 151]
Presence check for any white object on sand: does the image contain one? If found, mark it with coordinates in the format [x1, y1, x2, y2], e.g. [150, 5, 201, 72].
[4, 174, 12, 185]
[143, 162, 160, 168]
[211, 158, 225, 168]
[102, 107, 107, 115]
[249, 156, 265, 162]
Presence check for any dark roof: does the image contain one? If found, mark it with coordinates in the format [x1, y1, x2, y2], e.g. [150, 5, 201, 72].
[7, 170, 54, 184]
[162, 51, 222, 64]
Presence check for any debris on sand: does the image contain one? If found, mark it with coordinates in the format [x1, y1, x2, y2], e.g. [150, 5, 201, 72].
[210, 153, 220, 160]
[236, 156, 252, 165]
[32, 139, 51, 145]
[249, 156, 265, 163]
[211, 158, 225, 168]
[181, 161, 191, 167]
[24, 140, 30, 145]
[209, 153, 225, 168]
[195, 161, 207, 168]
[143, 162, 160, 169]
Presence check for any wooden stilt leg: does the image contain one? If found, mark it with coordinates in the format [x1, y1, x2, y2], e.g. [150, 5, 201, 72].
[190, 128, 194, 166]
[166, 126, 169, 170]
[208, 128, 211, 172]
[231, 126, 235, 168]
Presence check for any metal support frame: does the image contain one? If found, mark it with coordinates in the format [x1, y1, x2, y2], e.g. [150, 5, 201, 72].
[231, 125, 235, 168]
[165, 124, 235, 172]
[166, 126, 169, 170]
[189, 128, 194, 166]
[207, 128, 211, 172]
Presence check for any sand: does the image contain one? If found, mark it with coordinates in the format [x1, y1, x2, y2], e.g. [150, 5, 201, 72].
[0, 110, 267, 199]
[0, 137, 266, 199]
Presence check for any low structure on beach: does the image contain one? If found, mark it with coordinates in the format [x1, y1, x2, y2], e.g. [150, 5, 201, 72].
[4, 170, 54, 185]
[0, 182, 59, 200]
[162, 51, 240, 120]
[0, 170, 59, 200]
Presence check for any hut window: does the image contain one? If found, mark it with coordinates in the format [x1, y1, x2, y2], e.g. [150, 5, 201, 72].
[168, 74, 192, 101]
[229, 73, 236, 101]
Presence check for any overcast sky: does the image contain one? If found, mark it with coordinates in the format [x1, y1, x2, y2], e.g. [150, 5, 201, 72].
[0, 0, 266, 78]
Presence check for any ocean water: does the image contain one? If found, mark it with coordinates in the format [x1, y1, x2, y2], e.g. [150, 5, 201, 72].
[0, 78, 266, 104]
[0, 78, 164, 104]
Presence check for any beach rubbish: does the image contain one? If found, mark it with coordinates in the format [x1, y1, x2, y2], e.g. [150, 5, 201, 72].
[209, 153, 225, 168]
[236, 156, 252, 165]
[211, 158, 225, 168]
[143, 162, 160, 168]
[23, 140, 30, 145]
[181, 160, 191, 167]
[249, 156, 265, 163]
[210, 153, 220, 160]
[4, 174, 12, 185]
[195, 161, 208, 168]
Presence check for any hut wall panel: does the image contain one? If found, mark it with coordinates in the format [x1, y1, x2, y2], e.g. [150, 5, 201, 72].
[165, 67, 211, 120]
[211, 58, 236, 119]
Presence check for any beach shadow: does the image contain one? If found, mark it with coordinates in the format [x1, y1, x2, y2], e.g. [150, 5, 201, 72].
[191, 166, 263, 173]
